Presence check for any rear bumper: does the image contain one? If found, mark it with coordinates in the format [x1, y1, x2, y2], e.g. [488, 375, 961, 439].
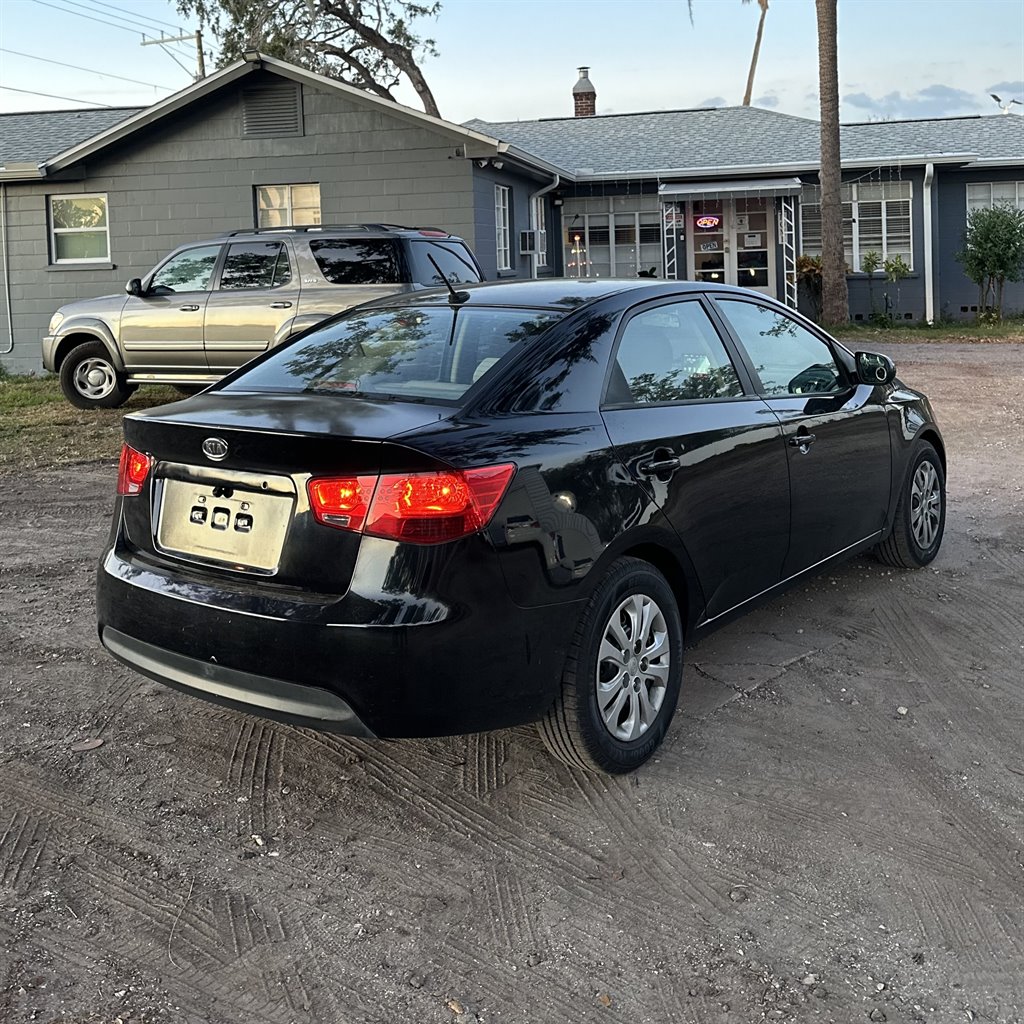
[96, 542, 579, 738]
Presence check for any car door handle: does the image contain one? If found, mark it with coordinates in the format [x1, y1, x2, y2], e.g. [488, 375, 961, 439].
[788, 432, 817, 449]
[178, 304, 200, 312]
[269, 301, 293, 309]
[638, 456, 682, 477]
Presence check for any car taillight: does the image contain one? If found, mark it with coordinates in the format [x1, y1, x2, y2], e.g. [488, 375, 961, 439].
[307, 464, 515, 545]
[117, 444, 151, 496]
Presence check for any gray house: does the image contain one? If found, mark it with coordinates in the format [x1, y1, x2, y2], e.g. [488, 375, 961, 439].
[2, 55, 1022, 374]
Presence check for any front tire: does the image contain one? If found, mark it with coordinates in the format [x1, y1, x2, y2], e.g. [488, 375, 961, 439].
[539, 557, 683, 773]
[59, 340, 133, 410]
[875, 441, 945, 568]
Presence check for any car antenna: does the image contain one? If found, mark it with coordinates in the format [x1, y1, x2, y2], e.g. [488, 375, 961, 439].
[426, 253, 470, 305]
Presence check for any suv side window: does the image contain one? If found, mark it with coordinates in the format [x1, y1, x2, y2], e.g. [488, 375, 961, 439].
[716, 299, 843, 396]
[150, 245, 221, 293]
[608, 301, 743, 405]
[219, 242, 292, 290]
[408, 240, 483, 284]
[308, 239, 401, 285]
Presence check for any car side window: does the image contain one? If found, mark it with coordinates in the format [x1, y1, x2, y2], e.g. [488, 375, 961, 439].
[716, 299, 844, 396]
[608, 300, 743, 405]
[149, 245, 221, 293]
[219, 242, 292, 290]
[308, 239, 401, 285]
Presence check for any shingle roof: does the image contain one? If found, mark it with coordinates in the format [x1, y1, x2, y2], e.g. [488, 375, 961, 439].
[467, 106, 821, 176]
[0, 107, 143, 166]
[841, 115, 1024, 162]
[467, 108, 1024, 178]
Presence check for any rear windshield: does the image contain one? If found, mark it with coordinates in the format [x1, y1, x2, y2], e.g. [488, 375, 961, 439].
[308, 239, 401, 285]
[224, 306, 562, 402]
[407, 239, 483, 285]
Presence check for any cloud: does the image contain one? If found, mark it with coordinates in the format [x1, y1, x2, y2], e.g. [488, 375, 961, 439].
[987, 80, 1024, 98]
[753, 94, 779, 108]
[696, 95, 726, 108]
[843, 84, 988, 119]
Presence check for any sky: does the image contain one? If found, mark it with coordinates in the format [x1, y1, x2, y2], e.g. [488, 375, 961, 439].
[0, 0, 1021, 124]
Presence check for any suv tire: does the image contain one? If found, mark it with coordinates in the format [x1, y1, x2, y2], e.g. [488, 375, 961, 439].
[59, 340, 134, 410]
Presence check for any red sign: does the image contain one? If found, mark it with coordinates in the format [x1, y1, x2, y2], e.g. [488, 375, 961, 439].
[696, 215, 721, 230]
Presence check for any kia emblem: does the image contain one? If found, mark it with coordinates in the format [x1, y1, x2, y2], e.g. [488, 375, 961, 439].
[202, 437, 229, 461]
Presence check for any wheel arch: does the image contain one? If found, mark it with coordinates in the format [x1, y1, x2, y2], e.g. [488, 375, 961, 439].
[53, 328, 123, 373]
[916, 427, 946, 474]
[616, 541, 701, 637]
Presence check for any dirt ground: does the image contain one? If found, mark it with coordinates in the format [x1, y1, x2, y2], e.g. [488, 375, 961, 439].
[0, 342, 1022, 1024]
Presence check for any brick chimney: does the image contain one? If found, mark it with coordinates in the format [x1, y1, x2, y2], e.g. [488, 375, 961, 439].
[573, 66, 596, 117]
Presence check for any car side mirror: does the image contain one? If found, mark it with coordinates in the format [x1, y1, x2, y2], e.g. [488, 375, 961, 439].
[125, 278, 143, 297]
[855, 350, 896, 386]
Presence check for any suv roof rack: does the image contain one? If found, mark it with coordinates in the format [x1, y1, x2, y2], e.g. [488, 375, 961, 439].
[225, 223, 454, 237]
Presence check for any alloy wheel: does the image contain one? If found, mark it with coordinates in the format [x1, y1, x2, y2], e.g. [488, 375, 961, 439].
[910, 459, 942, 549]
[595, 593, 670, 741]
[73, 357, 118, 401]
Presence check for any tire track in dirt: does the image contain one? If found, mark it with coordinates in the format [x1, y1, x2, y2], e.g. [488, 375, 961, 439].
[485, 862, 541, 955]
[0, 810, 49, 893]
[226, 719, 285, 838]
[460, 731, 509, 798]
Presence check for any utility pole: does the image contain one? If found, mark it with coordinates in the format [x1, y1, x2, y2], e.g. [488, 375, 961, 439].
[141, 30, 206, 80]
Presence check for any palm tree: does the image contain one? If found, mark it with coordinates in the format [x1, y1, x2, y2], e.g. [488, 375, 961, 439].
[815, 0, 849, 324]
[742, 0, 770, 106]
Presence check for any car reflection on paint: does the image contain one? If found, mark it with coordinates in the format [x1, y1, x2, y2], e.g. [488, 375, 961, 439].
[97, 279, 945, 773]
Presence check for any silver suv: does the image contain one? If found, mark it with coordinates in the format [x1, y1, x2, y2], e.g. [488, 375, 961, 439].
[42, 224, 484, 408]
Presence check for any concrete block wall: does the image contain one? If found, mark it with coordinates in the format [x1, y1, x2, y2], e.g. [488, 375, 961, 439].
[0, 70, 479, 374]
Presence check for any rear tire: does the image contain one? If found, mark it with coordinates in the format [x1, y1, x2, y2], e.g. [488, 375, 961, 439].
[875, 441, 945, 568]
[538, 557, 683, 773]
[59, 340, 133, 410]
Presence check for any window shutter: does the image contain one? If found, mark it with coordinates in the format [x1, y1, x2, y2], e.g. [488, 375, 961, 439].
[242, 83, 303, 138]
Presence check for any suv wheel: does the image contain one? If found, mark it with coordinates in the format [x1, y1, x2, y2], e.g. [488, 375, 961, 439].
[59, 341, 134, 410]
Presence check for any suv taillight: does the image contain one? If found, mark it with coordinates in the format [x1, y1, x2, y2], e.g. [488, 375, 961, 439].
[308, 465, 515, 545]
[117, 444, 151, 495]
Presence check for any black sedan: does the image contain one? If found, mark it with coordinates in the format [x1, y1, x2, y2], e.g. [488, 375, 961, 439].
[97, 280, 945, 773]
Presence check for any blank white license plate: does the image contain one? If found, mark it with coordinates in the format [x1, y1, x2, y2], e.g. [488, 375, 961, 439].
[156, 479, 294, 573]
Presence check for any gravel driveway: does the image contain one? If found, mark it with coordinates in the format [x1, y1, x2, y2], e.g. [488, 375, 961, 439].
[1, 342, 1021, 1024]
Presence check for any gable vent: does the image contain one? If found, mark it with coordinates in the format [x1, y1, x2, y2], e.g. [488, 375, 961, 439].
[242, 83, 303, 138]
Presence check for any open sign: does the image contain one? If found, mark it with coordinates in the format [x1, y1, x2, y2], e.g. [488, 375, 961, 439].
[695, 215, 721, 230]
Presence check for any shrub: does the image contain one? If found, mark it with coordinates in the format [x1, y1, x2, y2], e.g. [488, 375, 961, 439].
[955, 203, 1024, 321]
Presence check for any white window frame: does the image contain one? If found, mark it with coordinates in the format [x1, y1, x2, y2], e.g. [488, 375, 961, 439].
[965, 181, 1024, 218]
[560, 196, 664, 279]
[799, 181, 913, 272]
[49, 193, 109, 264]
[255, 183, 322, 228]
[532, 196, 548, 267]
[495, 185, 511, 271]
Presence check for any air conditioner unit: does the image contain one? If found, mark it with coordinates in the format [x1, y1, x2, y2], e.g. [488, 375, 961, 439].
[519, 229, 546, 255]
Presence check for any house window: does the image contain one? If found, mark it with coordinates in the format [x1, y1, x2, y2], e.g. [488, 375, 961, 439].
[256, 184, 321, 228]
[49, 194, 109, 263]
[966, 181, 1024, 214]
[495, 185, 511, 271]
[800, 181, 912, 272]
[533, 197, 548, 267]
[562, 196, 664, 278]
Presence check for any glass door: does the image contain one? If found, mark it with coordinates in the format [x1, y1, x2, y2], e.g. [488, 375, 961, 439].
[733, 197, 773, 295]
[687, 198, 776, 297]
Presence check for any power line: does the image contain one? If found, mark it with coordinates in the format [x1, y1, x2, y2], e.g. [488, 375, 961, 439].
[0, 84, 111, 107]
[87, 0, 187, 32]
[30, 0, 162, 35]
[57, 0, 184, 39]
[0, 47, 176, 90]
[158, 43, 194, 77]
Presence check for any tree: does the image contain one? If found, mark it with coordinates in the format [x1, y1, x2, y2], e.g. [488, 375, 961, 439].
[955, 203, 1024, 320]
[815, 0, 849, 325]
[177, 0, 443, 117]
[742, 0, 769, 106]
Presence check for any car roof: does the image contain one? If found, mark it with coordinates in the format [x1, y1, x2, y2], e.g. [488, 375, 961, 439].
[372, 278, 769, 312]
[192, 224, 469, 244]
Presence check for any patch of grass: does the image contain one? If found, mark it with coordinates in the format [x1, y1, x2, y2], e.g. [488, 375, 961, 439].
[0, 374, 180, 472]
[831, 316, 1024, 345]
